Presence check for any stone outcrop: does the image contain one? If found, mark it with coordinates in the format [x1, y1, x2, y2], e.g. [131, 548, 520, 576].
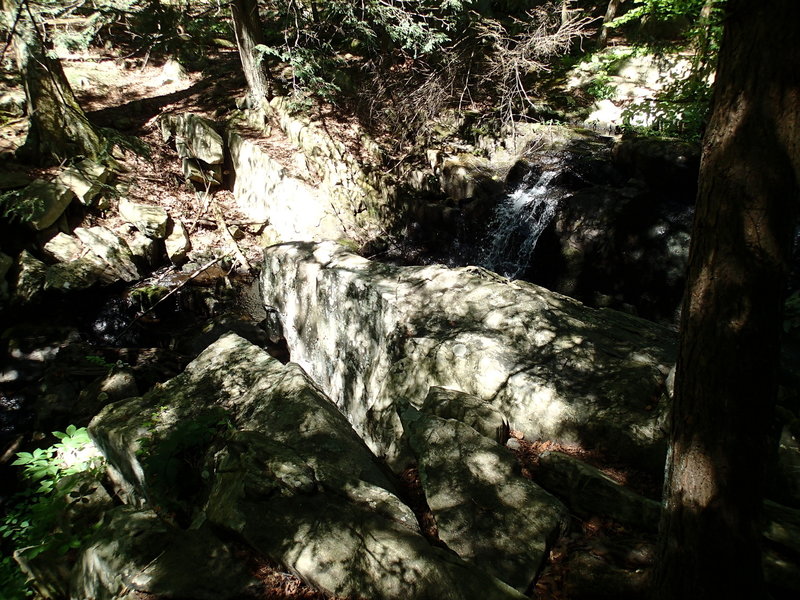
[227, 99, 402, 246]
[89, 333, 528, 599]
[260, 241, 676, 470]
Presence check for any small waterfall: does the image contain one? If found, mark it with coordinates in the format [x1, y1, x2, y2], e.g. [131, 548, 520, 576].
[481, 168, 562, 279]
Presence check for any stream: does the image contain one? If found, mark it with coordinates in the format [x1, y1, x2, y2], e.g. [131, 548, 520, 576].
[480, 167, 563, 279]
[0, 266, 282, 500]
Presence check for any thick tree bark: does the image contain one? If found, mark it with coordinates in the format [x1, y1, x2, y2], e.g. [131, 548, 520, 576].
[653, 1, 800, 599]
[230, 0, 272, 104]
[2, 0, 104, 164]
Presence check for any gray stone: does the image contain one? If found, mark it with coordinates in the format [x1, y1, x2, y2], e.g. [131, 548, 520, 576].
[14, 467, 114, 600]
[15, 545, 73, 600]
[536, 450, 662, 532]
[772, 419, 800, 507]
[260, 242, 676, 470]
[42, 233, 121, 289]
[90, 333, 526, 600]
[0, 252, 12, 280]
[182, 157, 222, 185]
[227, 128, 343, 243]
[562, 548, 650, 600]
[207, 430, 526, 600]
[164, 218, 191, 264]
[763, 501, 800, 558]
[14, 250, 47, 303]
[421, 386, 510, 444]
[0, 90, 25, 116]
[56, 159, 109, 205]
[25, 179, 76, 230]
[74, 226, 140, 282]
[118, 198, 170, 238]
[43, 232, 84, 262]
[70, 506, 255, 600]
[161, 113, 224, 165]
[439, 154, 503, 201]
[44, 258, 106, 291]
[403, 408, 568, 592]
[120, 228, 160, 267]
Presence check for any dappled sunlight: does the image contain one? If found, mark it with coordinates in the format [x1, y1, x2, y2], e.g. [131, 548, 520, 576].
[261, 240, 677, 469]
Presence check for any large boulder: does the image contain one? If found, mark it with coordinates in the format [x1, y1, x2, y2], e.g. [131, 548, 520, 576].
[260, 241, 676, 470]
[89, 333, 527, 599]
[403, 408, 568, 592]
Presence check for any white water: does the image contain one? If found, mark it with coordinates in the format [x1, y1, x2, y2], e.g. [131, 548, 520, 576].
[481, 169, 562, 279]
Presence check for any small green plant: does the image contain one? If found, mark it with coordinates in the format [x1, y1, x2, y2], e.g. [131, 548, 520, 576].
[586, 74, 615, 100]
[0, 426, 105, 598]
[0, 189, 43, 225]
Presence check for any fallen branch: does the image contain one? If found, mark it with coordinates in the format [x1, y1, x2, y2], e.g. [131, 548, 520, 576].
[213, 202, 253, 273]
[188, 190, 213, 235]
[113, 256, 223, 343]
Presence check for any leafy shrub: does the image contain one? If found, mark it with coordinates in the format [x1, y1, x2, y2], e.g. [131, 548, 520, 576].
[0, 426, 105, 599]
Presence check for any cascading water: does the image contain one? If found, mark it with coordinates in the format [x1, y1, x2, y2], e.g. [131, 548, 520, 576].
[481, 167, 562, 279]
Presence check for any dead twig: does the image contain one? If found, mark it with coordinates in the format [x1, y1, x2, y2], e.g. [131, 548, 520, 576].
[213, 201, 253, 273]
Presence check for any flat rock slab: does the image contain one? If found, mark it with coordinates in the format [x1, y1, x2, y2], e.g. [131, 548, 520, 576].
[161, 113, 224, 165]
[90, 333, 525, 600]
[119, 198, 170, 238]
[25, 178, 75, 230]
[403, 408, 568, 592]
[536, 450, 661, 532]
[57, 159, 109, 205]
[260, 241, 676, 470]
[74, 226, 140, 282]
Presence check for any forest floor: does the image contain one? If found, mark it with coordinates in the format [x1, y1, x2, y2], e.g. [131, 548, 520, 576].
[1, 48, 662, 600]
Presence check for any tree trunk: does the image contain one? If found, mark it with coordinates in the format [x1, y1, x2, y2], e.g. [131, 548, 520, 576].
[230, 0, 272, 104]
[653, 1, 800, 599]
[597, 0, 625, 49]
[2, 0, 104, 164]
